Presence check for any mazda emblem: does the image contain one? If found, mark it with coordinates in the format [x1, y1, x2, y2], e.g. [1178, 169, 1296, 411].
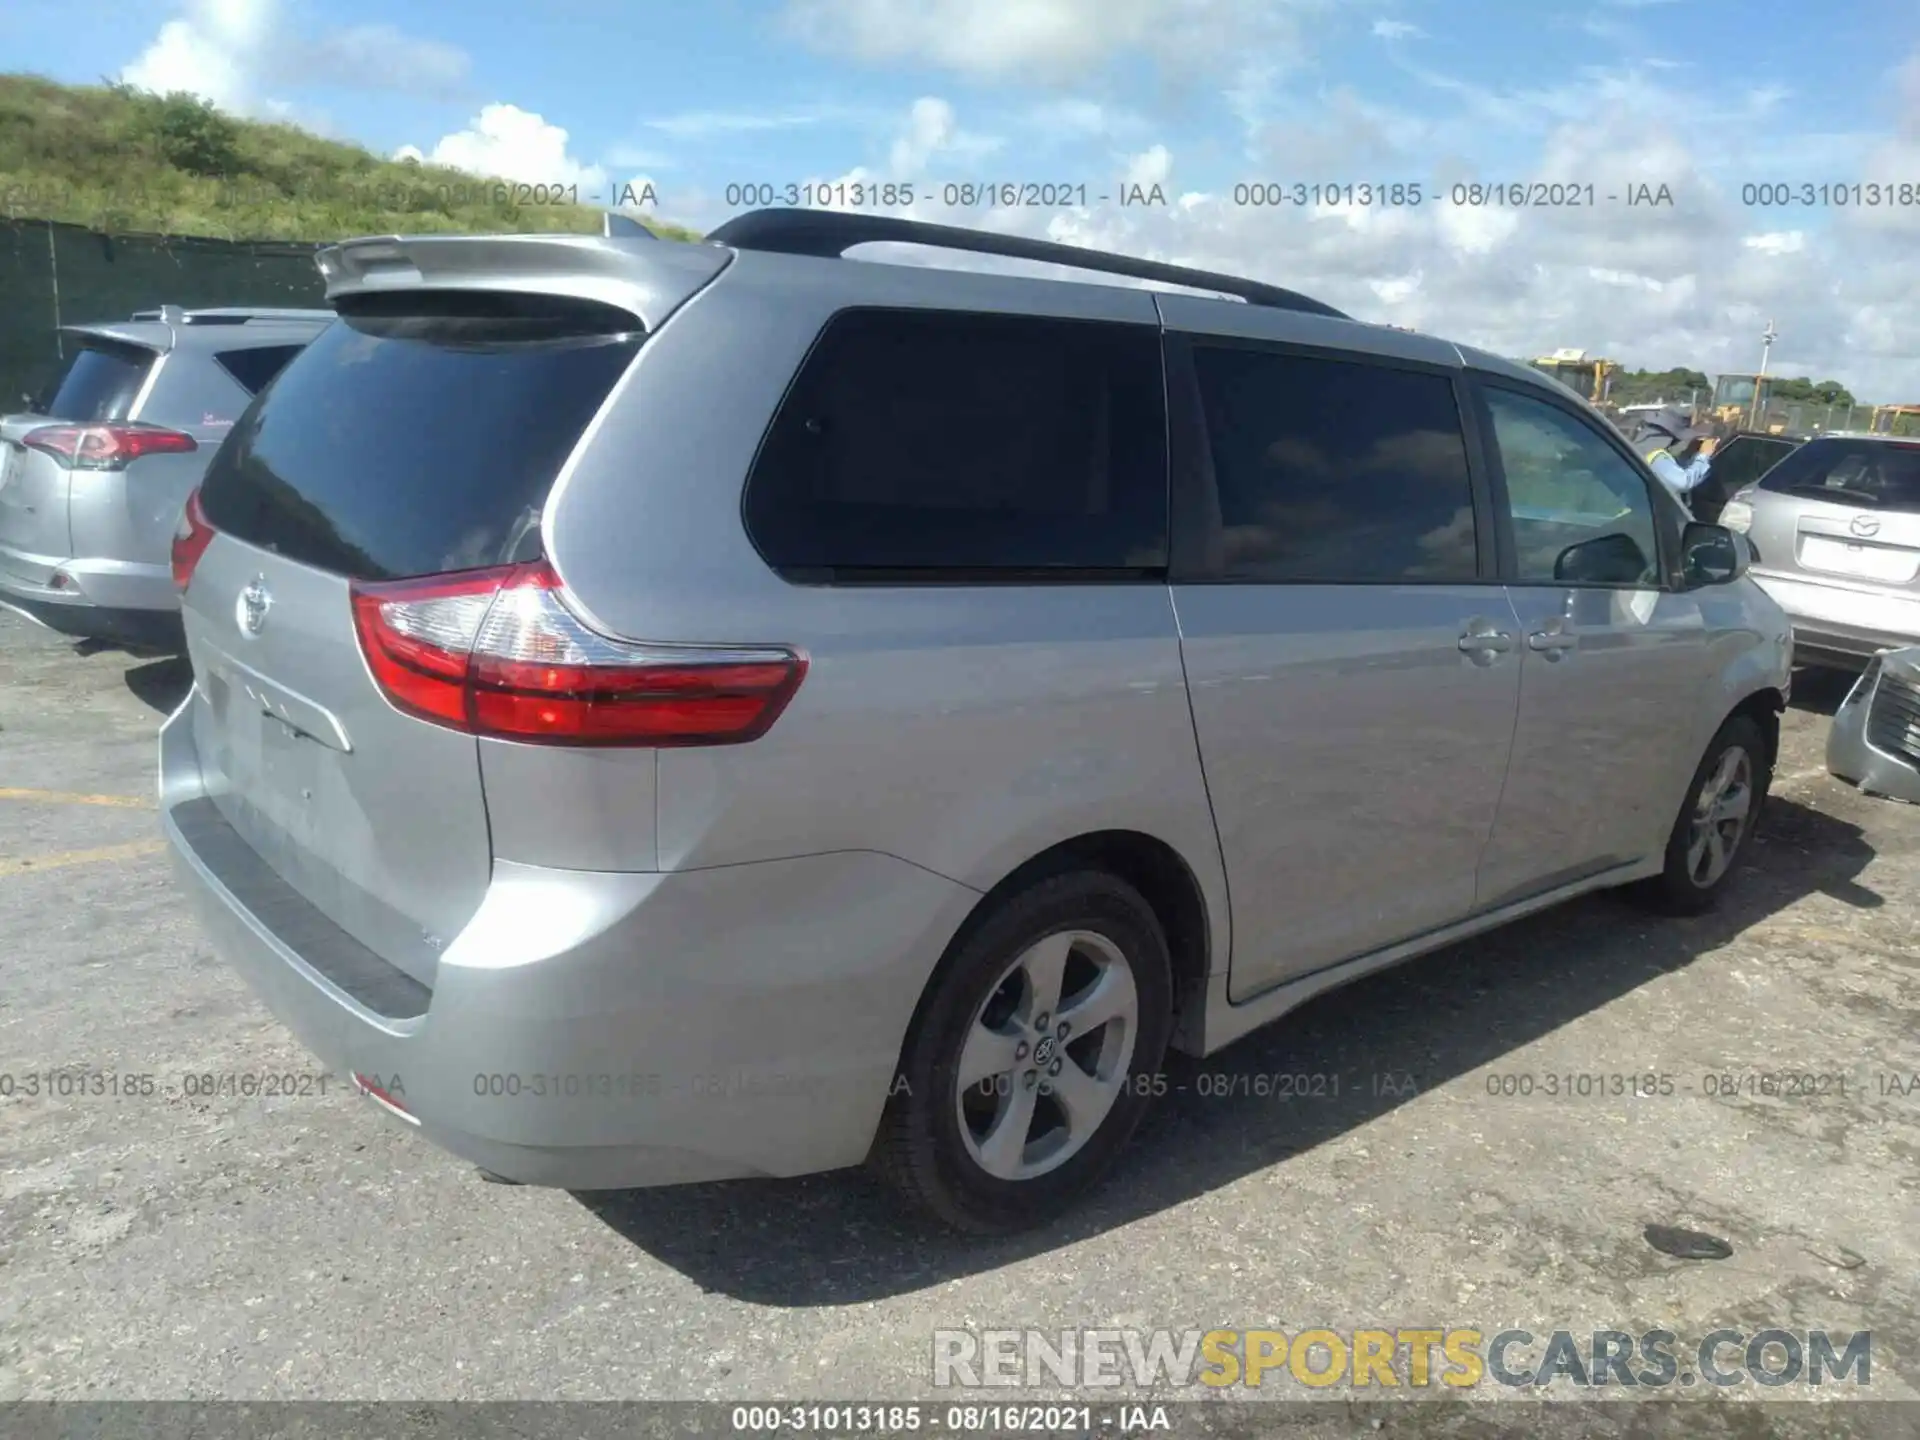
[1850, 514, 1880, 538]
[237, 577, 272, 636]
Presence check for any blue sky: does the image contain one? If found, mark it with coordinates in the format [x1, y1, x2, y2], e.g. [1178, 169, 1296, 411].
[4, 0, 1919, 394]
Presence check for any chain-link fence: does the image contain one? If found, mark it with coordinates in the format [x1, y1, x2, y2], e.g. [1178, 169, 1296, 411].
[1, 217, 326, 410]
[1744, 400, 1920, 438]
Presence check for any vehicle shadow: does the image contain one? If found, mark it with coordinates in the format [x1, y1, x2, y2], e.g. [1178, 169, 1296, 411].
[579, 797, 1880, 1302]
[123, 655, 194, 715]
[1788, 665, 1856, 717]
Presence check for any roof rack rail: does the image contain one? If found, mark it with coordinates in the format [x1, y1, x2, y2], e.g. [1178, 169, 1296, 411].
[704, 208, 1349, 319]
[178, 307, 335, 325]
[126, 305, 330, 326]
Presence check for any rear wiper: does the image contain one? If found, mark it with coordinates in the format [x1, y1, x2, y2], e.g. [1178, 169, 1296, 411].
[1789, 483, 1883, 507]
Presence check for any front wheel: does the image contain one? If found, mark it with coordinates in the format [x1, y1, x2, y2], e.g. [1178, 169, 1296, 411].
[872, 871, 1173, 1233]
[1633, 714, 1771, 915]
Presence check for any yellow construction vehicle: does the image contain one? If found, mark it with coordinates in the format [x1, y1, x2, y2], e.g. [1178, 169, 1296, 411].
[1706, 373, 1791, 434]
[1706, 320, 1790, 434]
[1529, 349, 1618, 406]
[1869, 404, 1920, 437]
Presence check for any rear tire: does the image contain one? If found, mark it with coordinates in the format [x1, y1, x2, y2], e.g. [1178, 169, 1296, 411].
[1632, 714, 1770, 915]
[873, 871, 1173, 1234]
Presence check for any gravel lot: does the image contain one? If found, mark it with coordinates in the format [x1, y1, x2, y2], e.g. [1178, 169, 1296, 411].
[2, 609, 1917, 1423]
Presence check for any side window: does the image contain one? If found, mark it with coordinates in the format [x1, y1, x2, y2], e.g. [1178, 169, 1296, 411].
[742, 309, 1167, 575]
[1186, 346, 1478, 583]
[214, 344, 306, 397]
[1485, 387, 1661, 586]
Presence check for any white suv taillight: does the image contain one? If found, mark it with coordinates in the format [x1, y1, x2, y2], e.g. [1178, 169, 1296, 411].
[23, 422, 197, 470]
[349, 561, 807, 747]
[171, 487, 216, 592]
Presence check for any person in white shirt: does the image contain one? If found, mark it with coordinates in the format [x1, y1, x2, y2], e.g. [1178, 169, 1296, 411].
[1633, 409, 1713, 499]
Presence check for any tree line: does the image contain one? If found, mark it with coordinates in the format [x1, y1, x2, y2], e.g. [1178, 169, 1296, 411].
[1609, 367, 1857, 408]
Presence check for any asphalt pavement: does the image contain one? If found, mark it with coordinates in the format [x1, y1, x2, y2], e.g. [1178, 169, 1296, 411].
[1, 611, 1917, 1418]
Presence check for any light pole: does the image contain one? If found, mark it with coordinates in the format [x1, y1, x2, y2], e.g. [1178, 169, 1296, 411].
[1751, 319, 1777, 431]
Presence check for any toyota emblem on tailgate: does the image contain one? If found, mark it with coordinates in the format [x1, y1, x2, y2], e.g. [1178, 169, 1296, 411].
[1850, 514, 1881, 538]
[237, 577, 272, 636]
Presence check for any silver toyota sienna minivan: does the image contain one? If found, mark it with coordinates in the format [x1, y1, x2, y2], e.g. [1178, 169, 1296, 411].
[159, 211, 1792, 1232]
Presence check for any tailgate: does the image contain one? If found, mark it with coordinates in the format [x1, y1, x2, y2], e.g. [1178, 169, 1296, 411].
[185, 286, 657, 987]
[2, 337, 164, 576]
[1753, 439, 1920, 589]
[1793, 510, 1920, 588]
[183, 540, 491, 988]
[0, 425, 73, 577]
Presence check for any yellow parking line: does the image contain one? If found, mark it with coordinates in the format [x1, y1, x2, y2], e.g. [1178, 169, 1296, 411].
[0, 841, 164, 878]
[0, 787, 152, 809]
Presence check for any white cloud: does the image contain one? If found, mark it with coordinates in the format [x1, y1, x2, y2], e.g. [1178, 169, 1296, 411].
[783, 0, 1326, 83]
[888, 97, 1003, 175]
[1123, 145, 1172, 189]
[1371, 19, 1422, 40]
[398, 104, 607, 192]
[604, 142, 675, 170]
[1435, 202, 1519, 254]
[1370, 273, 1421, 304]
[120, 0, 469, 116]
[1584, 267, 1668, 291]
[304, 24, 467, 95]
[641, 104, 878, 140]
[1029, 99, 1125, 139]
[121, 0, 271, 112]
[776, 63, 1920, 399]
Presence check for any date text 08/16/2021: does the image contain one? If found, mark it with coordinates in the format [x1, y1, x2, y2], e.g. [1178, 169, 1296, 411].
[711, 180, 1681, 211]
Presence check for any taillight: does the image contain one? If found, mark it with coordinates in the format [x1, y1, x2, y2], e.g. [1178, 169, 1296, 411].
[171, 487, 216, 593]
[349, 561, 807, 747]
[22, 422, 197, 470]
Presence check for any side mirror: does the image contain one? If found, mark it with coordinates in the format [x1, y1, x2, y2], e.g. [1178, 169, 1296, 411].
[1681, 521, 1748, 587]
[1553, 531, 1650, 585]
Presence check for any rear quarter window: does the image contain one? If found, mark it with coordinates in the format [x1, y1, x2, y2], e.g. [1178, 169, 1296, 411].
[743, 308, 1169, 578]
[198, 293, 643, 580]
[214, 343, 309, 396]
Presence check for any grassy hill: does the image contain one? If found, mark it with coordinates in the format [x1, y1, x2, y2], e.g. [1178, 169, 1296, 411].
[0, 74, 699, 244]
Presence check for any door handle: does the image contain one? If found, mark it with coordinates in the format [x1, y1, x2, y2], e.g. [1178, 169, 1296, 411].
[1457, 626, 1515, 661]
[1528, 630, 1579, 658]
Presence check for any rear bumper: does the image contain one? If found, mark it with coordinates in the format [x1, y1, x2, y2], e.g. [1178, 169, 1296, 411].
[0, 544, 182, 647]
[1748, 569, 1920, 668]
[158, 691, 979, 1189]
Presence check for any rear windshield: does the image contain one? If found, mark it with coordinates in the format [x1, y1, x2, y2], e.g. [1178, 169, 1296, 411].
[198, 293, 643, 581]
[1757, 439, 1920, 514]
[40, 339, 157, 422]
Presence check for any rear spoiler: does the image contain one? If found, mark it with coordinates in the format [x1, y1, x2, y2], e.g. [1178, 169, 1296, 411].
[58, 321, 174, 352]
[314, 232, 729, 332]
